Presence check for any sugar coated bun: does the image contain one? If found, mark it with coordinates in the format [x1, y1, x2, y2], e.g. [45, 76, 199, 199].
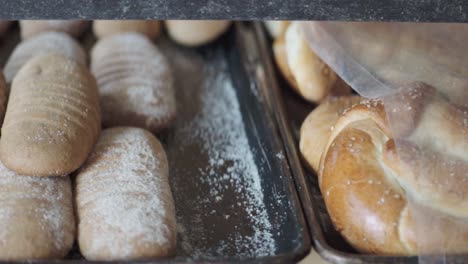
[0, 53, 101, 176]
[4, 32, 86, 83]
[93, 20, 162, 39]
[76, 127, 176, 260]
[274, 22, 344, 103]
[264, 21, 290, 38]
[20, 20, 89, 39]
[165, 20, 231, 46]
[312, 82, 468, 254]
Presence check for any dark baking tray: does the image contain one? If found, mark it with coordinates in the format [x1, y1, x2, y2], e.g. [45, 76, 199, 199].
[0, 22, 310, 263]
[252, 22, 468, 264]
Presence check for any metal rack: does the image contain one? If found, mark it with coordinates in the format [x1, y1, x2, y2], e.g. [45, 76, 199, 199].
[0, 0, 467, 22]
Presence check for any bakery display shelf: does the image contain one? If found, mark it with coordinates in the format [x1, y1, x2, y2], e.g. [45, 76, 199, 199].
[0, 22, 310, 263]
[0, 0, 468, 22]
[252, 22, 468, 264]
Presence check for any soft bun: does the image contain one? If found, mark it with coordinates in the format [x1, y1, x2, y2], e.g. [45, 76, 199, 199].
[93, 20, 162, 39]
[273, 22, 346, 103]
[165, 20, 231, 46]
[315, 83, 468, 254]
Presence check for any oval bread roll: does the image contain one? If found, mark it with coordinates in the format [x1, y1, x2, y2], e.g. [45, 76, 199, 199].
[93, 20, 162, 39]
[20, 20, 89, 39]
[274, 22, 343, 103]
[300, 96, 362, 172]
[91, 33, 176, 132]
[0, 161, 74, 260]
[4, 32, 86, 83]
[0, 53, 101, 176]
[317, 83, 468, 254]
[76, 127, 176, 260]
[165, 20, 231, 46]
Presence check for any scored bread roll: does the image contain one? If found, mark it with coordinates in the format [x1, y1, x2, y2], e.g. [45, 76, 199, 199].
[76, 127, 176, 260]
[300, 96, 362, 172]
[4, 32, 86, 83]
[264, 21, 290, 38]
[274, 22, 344, 103]
[91, 33, 176, 132]
[316, 83, 468, 254]
[93, 20, 162, 39]
[20, 20, 89, 39]
[0, 53, 100, 176]
[165, 20, 231, 46]
[0, 161, 74, 260]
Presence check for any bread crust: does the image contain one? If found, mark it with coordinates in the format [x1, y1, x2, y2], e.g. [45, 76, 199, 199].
[76, 127, 176, 260]
[165, 20, 231, 46]
[93, 20, 162, 39]
[0, 53, 100, 176]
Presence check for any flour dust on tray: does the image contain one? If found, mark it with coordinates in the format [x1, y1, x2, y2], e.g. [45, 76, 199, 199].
[163, 41, 276, 258]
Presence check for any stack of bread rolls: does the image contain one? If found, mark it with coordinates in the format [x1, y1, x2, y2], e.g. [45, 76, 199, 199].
[0, 20, 179, 261]
[300, 83, 468, 255]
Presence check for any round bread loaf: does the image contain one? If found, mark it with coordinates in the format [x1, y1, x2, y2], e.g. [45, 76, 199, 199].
[4, 32, 86, 83]
[264, 21, 290, 38]
[93, 20, 162, 39]
[20, 20, 89, 39]
[273, 22, 343, 103]
[91, 33, 176, 133]
[300, 96, 362, 172]
[316, 83, 468, 254]
[0, 161, 74, 260]
[0, 53, 101, 176]
[75, 127, 176, 260]
[165, 20, 231, 46]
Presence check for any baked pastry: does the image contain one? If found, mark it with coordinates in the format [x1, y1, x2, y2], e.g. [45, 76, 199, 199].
[315, 82, 468, 254]
[4, 32, 86, 83]
[0, 21, 12, 36]
[300, 96, 362, 172]
[0, 161, 74, 260]
[93, 20, 162, 39]
[0, 53, 100, 176]
[20, 20, 89, 39]
[91, 33, 176, 132]
[274, 22, 344, 103]
[165, 20, 231, 46]
[264, 21, 290, 38]
[75, 127, 177, 260]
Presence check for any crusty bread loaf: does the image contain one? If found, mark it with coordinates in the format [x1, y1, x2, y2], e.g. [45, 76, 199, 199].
[0, 53, 100, 176]
[300, 96, 362, 172]
[264, 21, 290, 39]
[4, 32, 86, 83]
[91, 33, 176, 132]
[93, 20, 162, 39]
[165, 20, 231, 46]
[273, 22, 344, 103]
[0, 161, 74, 260]
[20, 20, 89, 39]
[314, 83, 468, 254]
[76, 127, 176, 260]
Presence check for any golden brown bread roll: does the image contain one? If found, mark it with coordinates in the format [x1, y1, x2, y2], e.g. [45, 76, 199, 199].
[93, 20, 162, 39]
[75, 127, 176, 260]
[165, 20, 231, 46]
[91, 33, 176, 132]
[4, 32, 86, 83]
[264, 21, 290, 38]
[313, 83, 468, 254]
[0, 161, 74, 260]
[0, 53, 100, 176]
[300, 96, 362, 172]
[20, 20, 89, 39]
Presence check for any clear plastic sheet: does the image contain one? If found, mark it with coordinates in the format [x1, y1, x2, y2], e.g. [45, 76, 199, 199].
[300, 22, 467, 262]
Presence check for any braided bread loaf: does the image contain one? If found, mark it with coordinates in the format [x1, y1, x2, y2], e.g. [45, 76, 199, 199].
[302, 83, 468, 254]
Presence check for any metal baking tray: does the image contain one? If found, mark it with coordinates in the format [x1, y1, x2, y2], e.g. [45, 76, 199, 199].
[0, 22, 310, 263]
[252, 22, 468, 264]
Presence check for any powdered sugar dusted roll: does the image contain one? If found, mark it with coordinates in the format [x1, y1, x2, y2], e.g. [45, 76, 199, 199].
[20, 20, 89, 39]
[75, 127, 176, 260]
[0, 161, 74, 260]
[4, 32, 86, 83]
[91, 33, 176, 133]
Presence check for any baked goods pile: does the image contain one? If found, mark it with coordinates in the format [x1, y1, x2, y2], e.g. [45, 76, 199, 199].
[0, 19, 231, 261]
